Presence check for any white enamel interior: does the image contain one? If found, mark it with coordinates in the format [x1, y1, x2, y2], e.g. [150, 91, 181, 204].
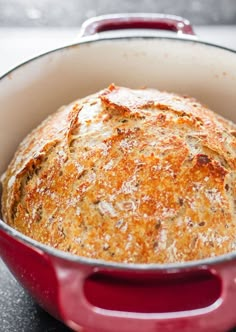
[0, 36, 236, 174]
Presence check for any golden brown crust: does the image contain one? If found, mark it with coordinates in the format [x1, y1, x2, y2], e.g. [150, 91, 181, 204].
[2, 84, 236, 263]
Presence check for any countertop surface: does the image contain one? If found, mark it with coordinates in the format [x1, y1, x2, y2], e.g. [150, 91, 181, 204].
[0, 0, 236, 27]
[0, 26, 236, 332]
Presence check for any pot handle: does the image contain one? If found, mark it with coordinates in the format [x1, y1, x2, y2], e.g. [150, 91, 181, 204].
[79, 13, 195, 38]
[52, 258, 236, 332]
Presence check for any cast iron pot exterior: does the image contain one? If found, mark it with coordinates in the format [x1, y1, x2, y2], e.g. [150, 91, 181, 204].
[0, 14, 236, 332]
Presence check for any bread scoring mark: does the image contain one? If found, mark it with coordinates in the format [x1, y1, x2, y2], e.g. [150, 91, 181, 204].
[66, 103, 83, 140]
[7, 140, 59, 224]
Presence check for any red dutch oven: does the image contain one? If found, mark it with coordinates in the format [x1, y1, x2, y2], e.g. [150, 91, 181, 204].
[0, 14, 236, 332]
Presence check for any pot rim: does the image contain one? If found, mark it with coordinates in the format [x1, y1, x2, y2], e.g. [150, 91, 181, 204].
[1, 34, 236, 271]
[1, 33, 236, 82]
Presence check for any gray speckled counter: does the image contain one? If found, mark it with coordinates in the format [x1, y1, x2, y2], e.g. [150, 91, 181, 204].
[0, 0, 236, 27]
[0, 259, 69, 332]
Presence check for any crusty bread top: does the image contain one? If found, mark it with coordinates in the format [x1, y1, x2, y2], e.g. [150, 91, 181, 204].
[2, 84, 236, 263]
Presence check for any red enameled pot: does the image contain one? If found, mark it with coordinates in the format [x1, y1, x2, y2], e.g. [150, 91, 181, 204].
[0, 14, 236, 332]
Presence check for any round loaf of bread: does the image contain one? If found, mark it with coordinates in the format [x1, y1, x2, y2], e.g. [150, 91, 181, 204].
[1, 84, 236, 263]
